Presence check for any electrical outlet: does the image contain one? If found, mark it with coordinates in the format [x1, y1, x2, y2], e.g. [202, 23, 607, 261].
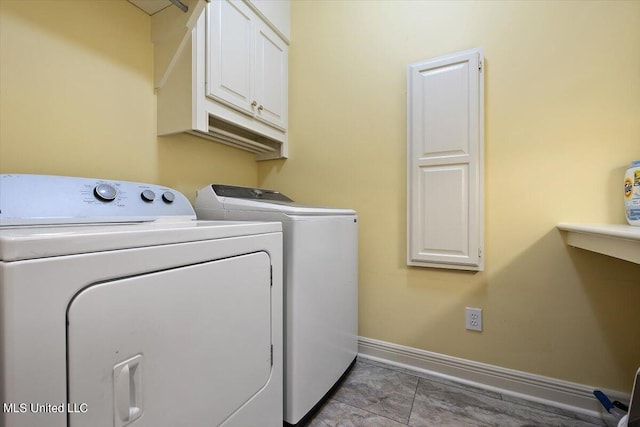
[465, 307, 483, 331]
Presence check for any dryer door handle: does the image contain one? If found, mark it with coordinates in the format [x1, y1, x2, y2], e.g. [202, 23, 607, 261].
[114, 355, 143, 426]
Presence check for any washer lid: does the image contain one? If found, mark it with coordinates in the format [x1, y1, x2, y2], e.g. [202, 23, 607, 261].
[198, 184, 356, 216]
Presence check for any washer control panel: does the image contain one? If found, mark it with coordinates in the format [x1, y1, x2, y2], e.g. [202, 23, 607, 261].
[0, 174, 196, 226]
[211, 184, 293, 202]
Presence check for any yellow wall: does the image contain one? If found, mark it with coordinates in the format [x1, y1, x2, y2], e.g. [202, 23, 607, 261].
[1, 0, 639, 395]
[0, 0, 256, 200]
[258, 0, 640, 392]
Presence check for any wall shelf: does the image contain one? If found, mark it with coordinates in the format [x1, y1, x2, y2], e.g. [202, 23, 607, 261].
[557, 223, 640, 264]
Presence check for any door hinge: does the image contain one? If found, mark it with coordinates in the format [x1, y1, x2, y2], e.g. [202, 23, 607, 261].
[270, 265, 273, 287]
[478, 248, 483, 258]
[478, 59, 483, 71]
[270, 345, 273, 366]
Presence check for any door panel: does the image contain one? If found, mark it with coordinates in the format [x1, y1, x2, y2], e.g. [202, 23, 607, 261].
[67, 252, 272, 426]
[408, 48, 484, 270]
[254, 22, 287, 130]
[207, 0, 254, 114]
[418, 165, 469, 258]
[419, 61, 470, 158]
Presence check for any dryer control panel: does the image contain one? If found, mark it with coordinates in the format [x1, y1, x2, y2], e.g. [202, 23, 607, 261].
[0, 174, 196, 226]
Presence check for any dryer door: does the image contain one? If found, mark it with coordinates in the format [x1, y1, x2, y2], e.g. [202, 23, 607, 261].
[67, 252, 272, 426]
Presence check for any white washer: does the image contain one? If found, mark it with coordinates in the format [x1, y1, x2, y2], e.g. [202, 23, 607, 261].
[0, 174, 283, 427]
[195, 184, 358, 426]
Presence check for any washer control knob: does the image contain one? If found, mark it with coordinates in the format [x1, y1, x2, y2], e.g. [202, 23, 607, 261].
[141, 189, 156, 202]
[94, 184, 117, 202]
[162, 191, 175, 204]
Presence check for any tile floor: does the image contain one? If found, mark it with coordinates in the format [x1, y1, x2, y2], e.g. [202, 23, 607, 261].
[307, 358, 608, 427]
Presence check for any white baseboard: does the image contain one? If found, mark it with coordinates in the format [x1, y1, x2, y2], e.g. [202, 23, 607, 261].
[358, 336, 629, 422]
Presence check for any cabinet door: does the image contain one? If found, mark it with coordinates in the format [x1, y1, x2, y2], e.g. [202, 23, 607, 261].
[254, 20, 288, 131]
[207, 0, 255, 115]
[407, 49, 484, 270]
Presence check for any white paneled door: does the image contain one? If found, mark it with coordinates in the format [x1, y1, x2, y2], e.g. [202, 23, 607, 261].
[254, 21, 288, 131]
[207, 0, 288, 131]
[407, 48, 484, 271]
[207, 0, 254, 115]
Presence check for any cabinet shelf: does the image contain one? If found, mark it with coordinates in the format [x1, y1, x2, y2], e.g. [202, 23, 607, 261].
[557, 223, 640, 264]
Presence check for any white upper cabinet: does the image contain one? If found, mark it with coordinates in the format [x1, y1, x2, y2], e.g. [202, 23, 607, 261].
[253, 19, 287, 130]
[407, 48, 485, 271]
[154, 0, 289, 160]
[207, 0, 255, 115]
[207, 0, 288, 132]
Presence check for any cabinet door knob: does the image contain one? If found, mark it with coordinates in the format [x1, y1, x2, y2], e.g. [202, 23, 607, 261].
[251, 101, 258, 107]
[258, 105, 264, 111]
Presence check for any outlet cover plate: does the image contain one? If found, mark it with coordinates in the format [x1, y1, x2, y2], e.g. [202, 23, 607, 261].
[466, 307, 482, 331]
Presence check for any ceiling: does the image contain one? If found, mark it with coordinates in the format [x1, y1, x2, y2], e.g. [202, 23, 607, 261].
[128, 0, 173, 15]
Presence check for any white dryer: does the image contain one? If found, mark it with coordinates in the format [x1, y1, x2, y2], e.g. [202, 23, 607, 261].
[195, 184, 358, 426]
[0, 174, 283, 427]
